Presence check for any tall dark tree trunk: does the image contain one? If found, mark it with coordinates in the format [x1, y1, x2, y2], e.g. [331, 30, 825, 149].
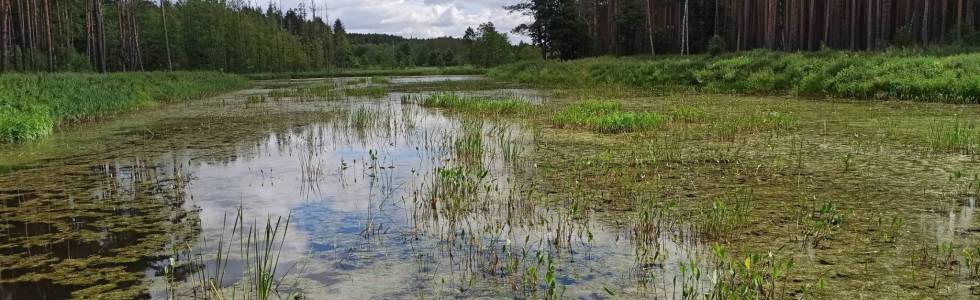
[923, 0, 930, 44]
[646, 0, 656, 55]
[17, 0, 26, 69]
[91, 0, 105, 72]
[0, 0, 7, 72]
[867, 0, 874, 49]
[959, 0, 965, 28]
[942, 0, 948, 42]
[967, 0, 975, 30]
[43, 0, 51, 71]
[161, 0, 172, 71]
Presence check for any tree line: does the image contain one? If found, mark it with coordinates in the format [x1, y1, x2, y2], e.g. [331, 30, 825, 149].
[346, 25, 538, 69]
[508, 0, 980, 59]
[0, 0, 534, 73]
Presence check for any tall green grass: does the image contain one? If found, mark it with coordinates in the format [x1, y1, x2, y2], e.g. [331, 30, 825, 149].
[489, 50, 980, 103]
[407, 93, 534, 115]
[552, 100, 665, 133]
[0, 72, 248, 143]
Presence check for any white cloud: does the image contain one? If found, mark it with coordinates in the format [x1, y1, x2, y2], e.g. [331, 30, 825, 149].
[262, 0, 531, 43]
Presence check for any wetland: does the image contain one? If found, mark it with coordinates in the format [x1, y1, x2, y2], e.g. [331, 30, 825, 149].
[1, 75, 979, 299]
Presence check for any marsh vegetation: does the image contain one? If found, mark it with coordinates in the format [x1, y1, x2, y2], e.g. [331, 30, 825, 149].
[0, 74, 978, 299]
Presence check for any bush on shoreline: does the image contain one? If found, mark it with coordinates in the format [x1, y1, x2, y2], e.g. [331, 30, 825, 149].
[489, 50, 980, 104]
[0, 72, 248, 143]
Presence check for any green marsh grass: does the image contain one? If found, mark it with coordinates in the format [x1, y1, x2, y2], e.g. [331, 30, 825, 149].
[344, 86, 387, 98]
[927, 120, 979, 154]
[388, 79, 519, 93]
[370, 76, 391, 84]
[552, 100, 665, 133]
[0, 72, 247, 142]
[246, 95, 267, 104]
[166, 206, 295, 300]
[406, 93, 534, 115]
[490, 50, 980, 103]
[670, 105, 709, 122]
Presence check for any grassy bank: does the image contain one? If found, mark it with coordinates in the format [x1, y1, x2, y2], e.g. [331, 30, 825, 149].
[247, 66, 484, 80]
[0, 72, 248, 143]
[489, 50, 980, 103]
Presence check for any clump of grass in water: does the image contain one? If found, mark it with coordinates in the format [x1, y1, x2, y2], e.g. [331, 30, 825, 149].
[406, 93, 533, 115]
[710, 110, 798, 140]
[707, 244, 804, 299]
[454, 121, 485, 164]
[345, 86, 387, 98]
[246, 95, 267, 104]
[693, 192, 753, 240]
[927, 119, 979, 154]
[301, 83, 341, 100]
[671, 105, 709, 122]
[267, 89, 294, 99]
[349, 107, 376, 130]
[166, 206, 296, 300]
[552, 100, 665, 133]
[798, 201, 844, 249]
[370, 76, 391, 84]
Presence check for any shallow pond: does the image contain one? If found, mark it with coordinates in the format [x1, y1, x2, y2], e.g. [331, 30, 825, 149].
[2, 75, 978, 299]
[0, 76, 703, 299]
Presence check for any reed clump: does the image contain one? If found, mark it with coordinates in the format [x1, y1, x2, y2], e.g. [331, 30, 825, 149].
[344, 86, 387, 98]
[552, 100, 665, 133]
[408, 93, 534, 115]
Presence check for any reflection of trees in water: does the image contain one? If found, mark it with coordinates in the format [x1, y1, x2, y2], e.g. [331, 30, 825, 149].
[0, 111, 344, 298]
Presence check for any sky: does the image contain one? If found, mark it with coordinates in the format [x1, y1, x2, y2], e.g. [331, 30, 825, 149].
[271, 0, 532, 43]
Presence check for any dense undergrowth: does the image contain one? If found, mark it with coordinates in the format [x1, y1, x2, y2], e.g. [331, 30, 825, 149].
[0, 72, 247, 143]
[489, 49, 980, 103]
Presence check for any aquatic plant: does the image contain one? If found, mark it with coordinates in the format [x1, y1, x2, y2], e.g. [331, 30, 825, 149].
[671, 105, 709, 122]
[707, 245, 798, 300]
[246, 95, 267, 104]
[927, 119, 979, 154]
[552, 100, 665, 133]
[370, 76, 391, 84]
[407, 93, 534, 115]
[798, 201, 844, 249]
[166, 207, 295, 300]
[344, 86, 387, 98]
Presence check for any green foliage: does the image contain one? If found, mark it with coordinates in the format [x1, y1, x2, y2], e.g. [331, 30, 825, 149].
[927, 120, 980, 153]
[0, 72, 247, 142]
[409, 93, 534, 115]
[465, 23, 518, 68]
[552, 100, 664, 133]
[507, 0, 593, 60]
[491, 50, 980, 103]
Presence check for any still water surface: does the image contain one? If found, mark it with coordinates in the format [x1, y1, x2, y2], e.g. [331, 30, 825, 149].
[0, 76, 701, 299]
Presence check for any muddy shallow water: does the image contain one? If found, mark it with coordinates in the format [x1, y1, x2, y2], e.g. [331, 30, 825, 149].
[0, 76, 702, 299]
[1, 76, 978, 299]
